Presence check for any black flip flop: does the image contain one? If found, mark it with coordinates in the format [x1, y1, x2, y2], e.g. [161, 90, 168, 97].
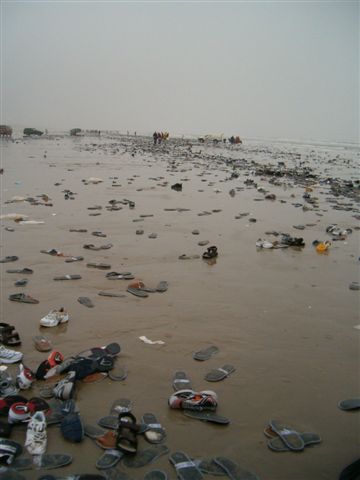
[173, 371, 192, 391]
[122, 445, 169, 468]
[204, 365, 235, 382]
[144, 471, 168, 480]
[169, 452, 204, 480]
[127, 287, 149, 298]
[8, 293, 39, 304]
[268, 432, 321, 451]
[269, 420, 305, 452]
[338, 398, 360, 411]
[78, 297, 94, 308]
[96, 449, 123, 470]
[141, 413, 166, 444]
[183, 411, 230, 425]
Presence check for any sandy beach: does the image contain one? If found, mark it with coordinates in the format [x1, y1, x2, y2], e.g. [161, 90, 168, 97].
[0, 134, 359, 479]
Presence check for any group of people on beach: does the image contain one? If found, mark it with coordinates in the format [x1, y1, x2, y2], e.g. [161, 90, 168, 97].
[153, 131, 169, 145]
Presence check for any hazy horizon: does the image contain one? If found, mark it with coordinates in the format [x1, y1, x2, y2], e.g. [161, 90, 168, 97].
[2, 1, 359, 143]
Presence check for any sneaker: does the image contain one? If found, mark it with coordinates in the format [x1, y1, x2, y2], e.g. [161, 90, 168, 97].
[0, 438, 22, 464]
[0, 345, 23, 364]
[0, 375, 19, 397]
[47, 351, 64, 368]
[8, 402, 31, 424]
[17, 364, 35, 390]
[168, 389, 218, 411]
[35, 351, 64, 380]
[25, 410, 47, 455]
[53, 371, 76, 400]
[40, 308, 69, 327]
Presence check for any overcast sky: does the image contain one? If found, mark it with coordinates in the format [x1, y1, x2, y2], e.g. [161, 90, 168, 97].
[1, 1, 358, 142]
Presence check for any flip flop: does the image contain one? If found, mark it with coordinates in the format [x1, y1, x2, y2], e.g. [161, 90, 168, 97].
[183, 411, 230, 425]
[98, 415, 119, 430]
[156, 281, 168, 293]
[14, 279, 28, 287]
[65, 256, 84, 263]
[84, 424, 106, 439]
[339, 458, 360, 480]
[144, 471, 168, 480]
[111, 398, 133, 415]
[193, 346, 219, 361]
[269, 420, 305, 451]
[268, 432, 322, 452]
[87, 263, 111, 270]
[33, 453, 73, 469]
[96, 449, 124, 470]
[98, 291, 127, 298]
[77, 342, 120, 359]
[6, 268, 33, 274]
[122, 445, 169, 468]
[0, 256, 19, 263]
[7, 456, 33, 471]
[338, 398, 360, 411]
[169, 451, 204, 480]
[95, 430, 117, 449]
[141, 413, 166, 443]
[194, 458, 227, 476]
[127, 287, 149, 298]
[173, 371, 192, 391]
[108, 366, 127, 381]
[33, 335, 52, 352]
[214, 457, 259, 480]
[78, 297, 94, 308]
[204, 365, 235, 382]
[53, 275, 82, 280]
[9, 293, 39, 304]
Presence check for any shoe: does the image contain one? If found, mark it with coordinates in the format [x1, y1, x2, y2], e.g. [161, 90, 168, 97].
[40, 308, 69, 327]
[35, 351, 64, 380]
[0, 438, 22, 464]
[168, 389, 218, 411]
[0, 372, 19, 397]
[8, 402, 31, 424]
[25, 410, 47, 455]
[60, 412, 84, 442]
[17, 364, 35, 390]
[53, 371, 76, 400]
[0, 345, 23, 364]
[202, 246, 218, 259]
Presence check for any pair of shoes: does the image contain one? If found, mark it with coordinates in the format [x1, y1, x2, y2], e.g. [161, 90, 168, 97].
[53, 371, 76, 400]
[0, 345, 23, 364]
[168, 389, 218, 411]
[25, 410, 47, 454]
[0, 323, 21, 346]
[202, 246, 218, 259]
[16, 363, 35, 389]
[40, 308, 69, 327]
[36, 351, 64, 380]
[264, 420, 321, 452]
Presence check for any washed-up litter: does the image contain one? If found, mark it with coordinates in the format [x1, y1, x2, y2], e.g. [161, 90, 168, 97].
[139, 336, 165, 345]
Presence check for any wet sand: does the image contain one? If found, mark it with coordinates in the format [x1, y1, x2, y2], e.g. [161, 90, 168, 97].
[1, 134, 359, 479]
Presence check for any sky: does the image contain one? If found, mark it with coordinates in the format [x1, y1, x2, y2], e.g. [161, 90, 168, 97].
[1, 1, 359, 142]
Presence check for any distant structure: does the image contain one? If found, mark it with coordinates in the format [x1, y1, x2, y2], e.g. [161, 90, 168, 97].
[23, 128, 43, 136]
[0, 125, 12, 138]
[70, 128, 82, 136]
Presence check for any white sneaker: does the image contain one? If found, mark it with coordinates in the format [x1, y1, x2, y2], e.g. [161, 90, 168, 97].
[25, 411, 47, 455]
[40, 308, 69, 327]
[0, 345, 23, 364]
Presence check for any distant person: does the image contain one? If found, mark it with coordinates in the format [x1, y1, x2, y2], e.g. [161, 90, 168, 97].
[153, 132, 158, 145]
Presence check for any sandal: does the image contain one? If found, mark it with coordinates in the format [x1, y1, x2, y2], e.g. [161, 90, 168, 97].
[116, 412, 138, 454]
[0, 323, 21, 346]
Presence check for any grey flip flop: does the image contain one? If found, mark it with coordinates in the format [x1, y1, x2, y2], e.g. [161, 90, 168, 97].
[7, 457, 33, 471]
[338, 398, 360, 411]
[269, 420, 305, 451]
[110, 398, 133, 415]
[194, 458, 227, 476]
[108, 366, 127, 381]
[183, 411, 230, 425]
[156, 281, 168, 293]
[53, 274, 82, 280]
[84, 424, 106, 439]
[169, 451, 204, 480]
[98, 291, 127, 298]
[204, 365, 235, 382]
[96, 449, 124, 470]
[268, 432, 322, 452]
[127, 287, 149, 298]
[214, 457, 259, 480]
[98, 415, 119, 430]
[78, 297, 94, 308]
[193, 346, 219, 361]
[122, 445, 169, 468]
[33, 453, 73, 469]
[173, 371, 192, 391]
[144, 471, 168, 480]
[87, 263, 111, 270]
[141, 413, 166, 444]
